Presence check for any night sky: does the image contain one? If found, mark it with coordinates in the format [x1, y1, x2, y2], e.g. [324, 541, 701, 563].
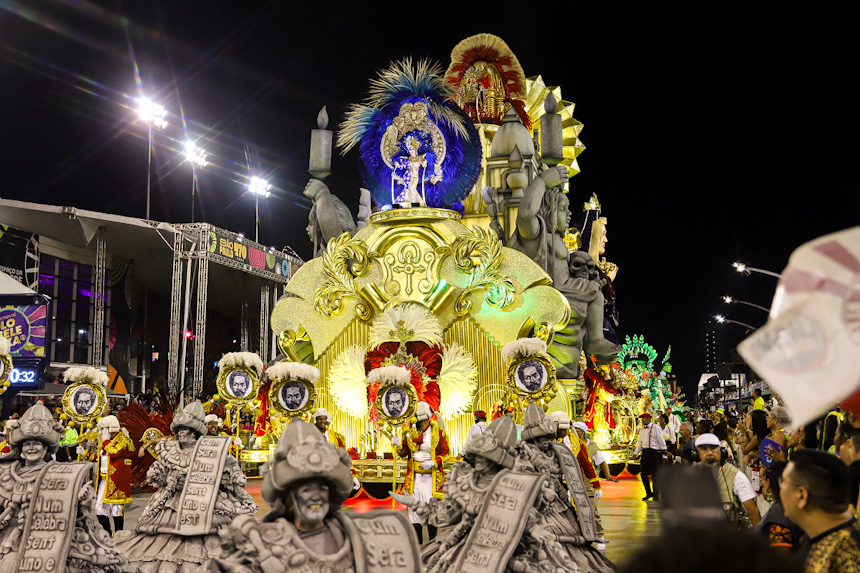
[2, 1, 857, 399]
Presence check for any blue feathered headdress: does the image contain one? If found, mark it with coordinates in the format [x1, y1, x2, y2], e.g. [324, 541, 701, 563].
[337, 58, 481, 209]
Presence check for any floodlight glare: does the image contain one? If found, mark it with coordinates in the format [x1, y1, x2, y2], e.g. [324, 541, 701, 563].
[184, 140, 208, 167]
[137, 97, 168, 129]
[249, 176, 271, 197]
[715, 315, 726, 323]
[723, 296, 733, 303]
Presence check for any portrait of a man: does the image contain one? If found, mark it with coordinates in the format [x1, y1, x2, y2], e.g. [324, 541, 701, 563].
[383, 386, 409, 418]
[72, 386, 97, 415]
[280, 380, 307, 411]
[226, 370, 252, 398]
[516, 359, 547, 392]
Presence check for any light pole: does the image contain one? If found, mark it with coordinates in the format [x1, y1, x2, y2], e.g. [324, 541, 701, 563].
[248, 176, 271, 243]
[184, 141, 208, 223]
[714, 315, 758, 330]
[137, 98, 168, 220]
[733, 262, 783, 279]
[722, 296, 770, 313]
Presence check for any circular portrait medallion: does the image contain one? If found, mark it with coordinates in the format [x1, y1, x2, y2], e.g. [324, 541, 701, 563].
[515, 358, 548, 393]
[225, 369, 253, 399]
[70, 385, 99, 416]
[269, 377, 316, 417]
[381, 385, 410, 419]
[279, 380, 309, 412]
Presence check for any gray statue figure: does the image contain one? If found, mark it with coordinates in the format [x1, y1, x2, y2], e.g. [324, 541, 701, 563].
[509, 166, 620, 377]
[393, 415, 615, 573]
[204, 420, 421, 573]
[0, 403, 132, 573]
[114, 401, 257, 572]
[517, 403, 614, 573]
[304, 179, 371, 258]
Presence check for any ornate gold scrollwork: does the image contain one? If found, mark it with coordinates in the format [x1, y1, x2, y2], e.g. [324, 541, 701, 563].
[277, 329, 312, 363]
[452, 226, 515, 316]
[313, 232, 372, 320]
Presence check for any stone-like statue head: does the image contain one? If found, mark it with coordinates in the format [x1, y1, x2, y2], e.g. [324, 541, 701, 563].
[520, 402, 557, 451]
[170, 401, 207, 448]
[569, 250, 597, 281]
[464, 415, 519, 470]
[538, 187, 571, 234]
[261, 420, 353, 529]
[3, 402, 64, 464]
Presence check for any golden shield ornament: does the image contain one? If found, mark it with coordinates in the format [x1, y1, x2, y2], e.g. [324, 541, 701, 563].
[269, 377, 317, 418]
[217, 366, 260, 405]
[375, 381, 418, 429]
[63, 381, 107, 424]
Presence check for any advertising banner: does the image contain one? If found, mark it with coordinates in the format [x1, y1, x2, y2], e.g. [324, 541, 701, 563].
[0, 304, 47, 358]
[206, 227, 300, 283]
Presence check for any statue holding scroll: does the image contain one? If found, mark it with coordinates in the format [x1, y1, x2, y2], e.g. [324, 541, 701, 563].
[114, 401, 256, 572]
[517, 403, 614, 573]
[393, 415, 611, 573]
[205, 420, 421, 572]
[509, 166, 620, 378]
[0, 402, 131, 573]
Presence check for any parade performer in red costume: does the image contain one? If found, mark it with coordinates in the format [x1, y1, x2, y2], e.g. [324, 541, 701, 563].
[94, 415, 135, 536]
[394, 401, 449, 543]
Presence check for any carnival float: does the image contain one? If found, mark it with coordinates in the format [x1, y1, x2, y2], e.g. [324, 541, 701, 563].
[254, 33, 688, 485]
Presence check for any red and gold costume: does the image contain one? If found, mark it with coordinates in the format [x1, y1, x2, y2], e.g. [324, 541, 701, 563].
[565, 430, 601, 492]
[324, 428, 347, 450]
[398, 416, 449, 499]
[95, 429, 135, 505]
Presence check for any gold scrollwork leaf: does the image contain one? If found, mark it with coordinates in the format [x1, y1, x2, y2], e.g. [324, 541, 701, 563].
[451, 227, 515, 315]
[313, 232, 372, 320]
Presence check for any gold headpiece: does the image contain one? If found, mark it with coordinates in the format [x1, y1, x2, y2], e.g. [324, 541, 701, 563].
[583, 193, 601, 212]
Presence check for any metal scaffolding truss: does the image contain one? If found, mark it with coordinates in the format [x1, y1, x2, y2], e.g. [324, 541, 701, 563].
[167, 223, 301, 400]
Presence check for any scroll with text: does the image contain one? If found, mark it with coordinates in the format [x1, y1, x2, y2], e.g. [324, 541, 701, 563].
[344, 511, 421, 573]
[550, 441, 597, 540]
[173, 435, 231, 536]
[13, 462, 92, 573]
[452, 470, 545, 573]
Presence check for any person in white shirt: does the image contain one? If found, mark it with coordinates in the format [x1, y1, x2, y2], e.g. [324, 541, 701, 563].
[657, 413, 677, 449]
[695, 432, 761, 528]
[633, 412, 666, 501]
[668, 410, 682, 436]
[459, 410, 487, 457]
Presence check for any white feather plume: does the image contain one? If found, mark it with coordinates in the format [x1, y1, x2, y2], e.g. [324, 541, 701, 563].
[218, 352, 265, 376]
[328, 346, 369, 419]
[267, 361, 320, 383]
[0, 336, 10, 356]
[368, 303, 443, 349]
[501, 338, 548, 362]
[62, 367, 109, 387]
[437, 343, 478, 418]
[367, 365, 411, 386]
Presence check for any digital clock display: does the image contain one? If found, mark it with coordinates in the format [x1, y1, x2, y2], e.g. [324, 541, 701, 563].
[9, 367, 38, 385]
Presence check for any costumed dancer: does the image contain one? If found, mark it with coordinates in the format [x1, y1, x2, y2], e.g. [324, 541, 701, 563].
[0, 402, 131, 572]
[205, 414, 243, 460]
[205, 420, 421, 572]
[518, 403, 613, 571]
[114, 401, 257, 572]
[94, 415, 135, 536]
[393, 401, 449, 544]
[312, 407, 361, 493]
[312, 407, 346, 449]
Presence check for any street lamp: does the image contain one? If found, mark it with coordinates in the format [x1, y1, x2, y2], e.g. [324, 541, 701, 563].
[184, 141, 208, 223]
[248, 176, 271, 243]
[722, 296, 770, 313]
[138, 97, 168, 220]
[733, 262, 782, 279]
[714, 314, 758, 330]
